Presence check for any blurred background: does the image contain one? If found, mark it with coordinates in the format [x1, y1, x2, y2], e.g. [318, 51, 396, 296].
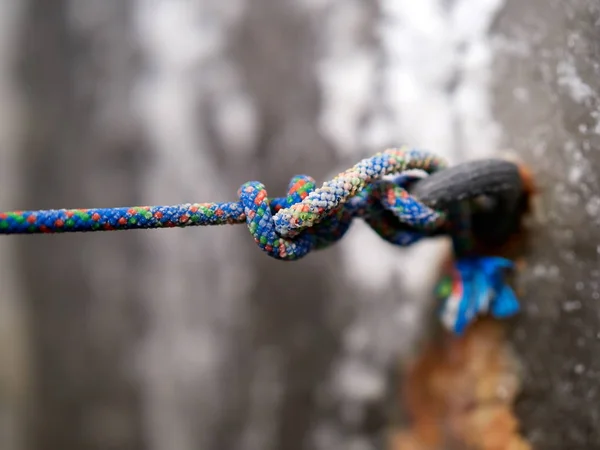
[1, 0, 600, 449]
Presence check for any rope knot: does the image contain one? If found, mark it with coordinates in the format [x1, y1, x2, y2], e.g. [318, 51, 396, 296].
[238, 147, 448, 260]
[238, 175, 353, 261]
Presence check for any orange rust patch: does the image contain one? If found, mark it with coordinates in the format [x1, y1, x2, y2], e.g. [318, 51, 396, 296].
[389, 319, 530, 450]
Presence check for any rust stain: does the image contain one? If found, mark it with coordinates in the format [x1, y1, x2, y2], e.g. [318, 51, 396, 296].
[389, 320, 530, 450]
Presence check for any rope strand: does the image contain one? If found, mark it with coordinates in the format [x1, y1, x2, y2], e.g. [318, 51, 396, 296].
[0, 146, 447, 260]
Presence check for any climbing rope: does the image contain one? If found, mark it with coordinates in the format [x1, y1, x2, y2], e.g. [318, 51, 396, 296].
[0, 146, 447, 260]
[0, 145, 526, 334]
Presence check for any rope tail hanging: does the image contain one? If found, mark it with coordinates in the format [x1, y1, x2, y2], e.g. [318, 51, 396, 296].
[0, 145, 529, 334]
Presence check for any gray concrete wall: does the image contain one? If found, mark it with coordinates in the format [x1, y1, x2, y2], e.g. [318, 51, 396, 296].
[494, 1, 600, 448]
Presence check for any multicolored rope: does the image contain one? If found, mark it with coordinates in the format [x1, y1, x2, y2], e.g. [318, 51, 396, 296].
[0, 145, 524, 334]
[0, 146, 447, 260]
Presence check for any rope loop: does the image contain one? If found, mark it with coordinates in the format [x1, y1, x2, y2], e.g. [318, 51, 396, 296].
[360, 175, 446, 247]
[272, 147, 446, 238]
[238, 178, 314, 261]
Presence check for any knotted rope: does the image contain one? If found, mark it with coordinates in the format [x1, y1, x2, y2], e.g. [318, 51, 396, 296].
[0, 145, 526, 334]
[0, 146, 448, 260]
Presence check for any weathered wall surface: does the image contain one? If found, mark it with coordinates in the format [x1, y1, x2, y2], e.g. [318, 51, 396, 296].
[0, 0, 599, 449]
[493, 1, 600, 448]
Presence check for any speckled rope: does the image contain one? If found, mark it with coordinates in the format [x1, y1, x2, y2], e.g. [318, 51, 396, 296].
[272, 147, 446, 237]
[0, 146, 447, 260]
[0, 145, 525, 336]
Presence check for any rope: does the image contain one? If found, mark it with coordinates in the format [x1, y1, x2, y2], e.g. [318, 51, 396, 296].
[0, 146, 447, 260]
[0, 145, 525, 335]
